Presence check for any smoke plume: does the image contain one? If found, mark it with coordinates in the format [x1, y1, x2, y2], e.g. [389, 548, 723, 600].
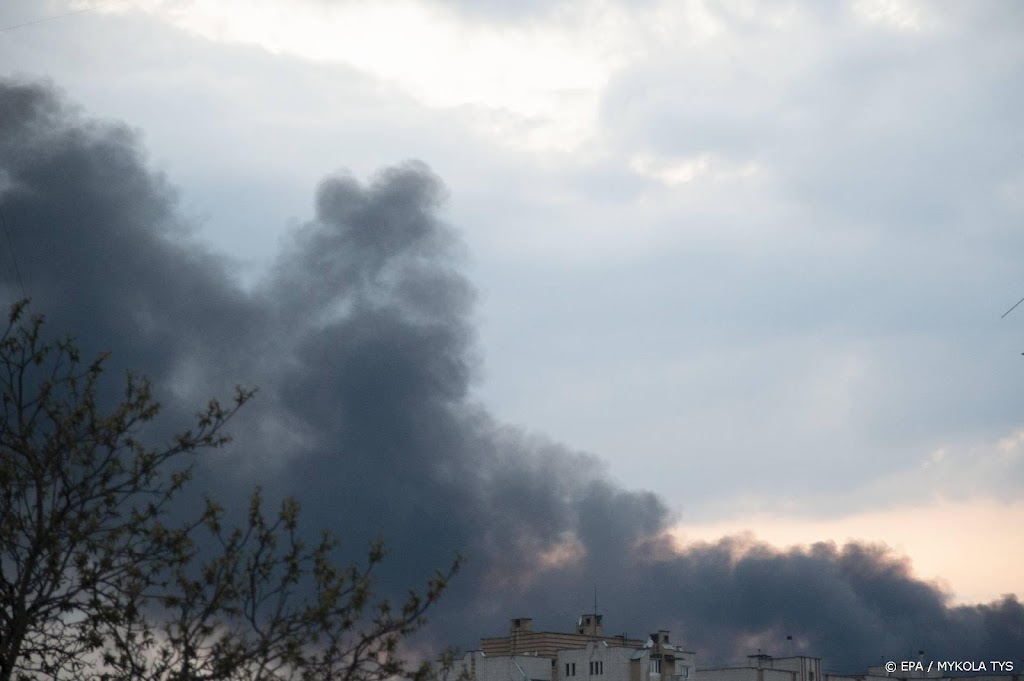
[0, 78, 1020, 670]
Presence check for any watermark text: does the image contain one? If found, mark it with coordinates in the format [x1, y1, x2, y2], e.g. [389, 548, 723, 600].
[884, 660, 1015, 674]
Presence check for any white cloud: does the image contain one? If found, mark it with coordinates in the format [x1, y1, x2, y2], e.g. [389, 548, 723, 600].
[628, 152, 761, 186]
[852, 0, 927, 32]
[82, 0, 639, 151]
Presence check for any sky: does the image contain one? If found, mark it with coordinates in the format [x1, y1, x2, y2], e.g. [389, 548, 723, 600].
[1, 0, 1023, 671]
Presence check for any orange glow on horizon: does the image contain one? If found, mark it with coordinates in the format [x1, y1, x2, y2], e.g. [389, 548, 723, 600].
[671, 499, 1024, 605]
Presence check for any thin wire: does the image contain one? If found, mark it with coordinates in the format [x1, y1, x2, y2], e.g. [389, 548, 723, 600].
[0, 7, 92, 33]
[0, 205, 27, 300]
[1001, 294, 1024, 318]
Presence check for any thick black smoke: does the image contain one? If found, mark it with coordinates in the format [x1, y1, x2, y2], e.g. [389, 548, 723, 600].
[0, 78, 1020, 670]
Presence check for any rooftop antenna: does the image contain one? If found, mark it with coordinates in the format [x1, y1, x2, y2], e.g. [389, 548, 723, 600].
[594, 585, 598, 616]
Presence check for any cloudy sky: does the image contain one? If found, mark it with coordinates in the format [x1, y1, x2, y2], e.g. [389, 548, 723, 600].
[1, 0, 1022, 670]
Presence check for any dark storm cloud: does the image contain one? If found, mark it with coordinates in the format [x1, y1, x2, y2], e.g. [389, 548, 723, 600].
[0, 77, 1020, 670]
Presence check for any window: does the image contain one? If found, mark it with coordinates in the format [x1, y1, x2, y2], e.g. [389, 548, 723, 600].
[590, 661, 604, 676]
[566, 663, 576, 677]
[650, 660, 661, 675]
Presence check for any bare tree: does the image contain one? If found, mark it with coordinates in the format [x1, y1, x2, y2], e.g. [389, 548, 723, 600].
[102, 490, 460, 681]
[0, 301, 459, 681]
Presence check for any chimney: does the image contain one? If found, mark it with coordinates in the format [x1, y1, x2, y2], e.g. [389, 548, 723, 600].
[577, 614, 603, 636]
[510, 618, 532, 656]
[511, 618, 534, 634]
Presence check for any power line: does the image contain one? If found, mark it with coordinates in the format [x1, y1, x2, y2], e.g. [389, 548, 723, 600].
[1001, 294, 1024, 319]
[0, 7, 92, 33]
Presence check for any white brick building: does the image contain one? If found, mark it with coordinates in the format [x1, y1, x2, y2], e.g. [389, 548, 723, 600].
[700, 655, 822, 681]
[445, 616, 697, 681]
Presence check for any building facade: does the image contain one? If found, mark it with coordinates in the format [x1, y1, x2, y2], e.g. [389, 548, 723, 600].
[446, 616, 1020, 681]
[447, 615, 696, 681]
[700, 654, 822, 681]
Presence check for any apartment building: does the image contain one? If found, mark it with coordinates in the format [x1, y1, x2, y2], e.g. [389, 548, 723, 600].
[447, 619, 1020, 681]
[624, 630, 697, 681]
[446, 615, 696, 681]
[700, 654, 822, 681]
